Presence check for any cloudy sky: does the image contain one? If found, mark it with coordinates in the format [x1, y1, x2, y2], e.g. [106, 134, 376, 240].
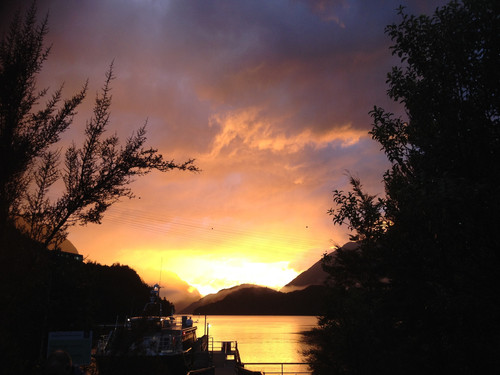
[1, 0, 445, 306]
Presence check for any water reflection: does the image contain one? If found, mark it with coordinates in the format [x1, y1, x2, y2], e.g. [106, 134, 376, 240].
[193, 315, 317, 363]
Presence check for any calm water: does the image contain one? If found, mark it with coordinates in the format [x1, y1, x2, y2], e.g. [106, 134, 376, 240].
[192, 315, 317, 364]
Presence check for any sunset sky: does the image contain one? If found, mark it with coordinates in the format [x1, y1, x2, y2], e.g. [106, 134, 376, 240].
[1, 0, 446, 307]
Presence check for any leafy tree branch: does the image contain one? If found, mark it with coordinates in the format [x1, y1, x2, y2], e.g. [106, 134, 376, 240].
[307, 1, 500, 374]
[1, 3, 199, 249]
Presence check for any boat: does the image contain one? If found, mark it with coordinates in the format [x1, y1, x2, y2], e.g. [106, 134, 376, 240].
[95, 284, 199, 375]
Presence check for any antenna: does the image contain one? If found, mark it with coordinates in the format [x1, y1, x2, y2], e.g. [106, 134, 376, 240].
[159, 257, 163, 286]
[159, 257, 163, 317]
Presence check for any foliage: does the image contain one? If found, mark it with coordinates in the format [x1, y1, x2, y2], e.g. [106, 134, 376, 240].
[0, 3, 198, 248]
[0, 229, 49, 374]
[0, 4, 193, 374]
[0, 234, 171, 374]
[329, 175, 388, 244]
[0, 3, 86, 229]
[306, 1, 500, 374]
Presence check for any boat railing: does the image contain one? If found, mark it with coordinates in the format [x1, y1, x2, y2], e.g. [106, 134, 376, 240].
[123, 314, 196, 330]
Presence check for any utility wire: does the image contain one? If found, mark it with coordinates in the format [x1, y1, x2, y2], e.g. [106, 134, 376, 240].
[102, 205, 330, 253]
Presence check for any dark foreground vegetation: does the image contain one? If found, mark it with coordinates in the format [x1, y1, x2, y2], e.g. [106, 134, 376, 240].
[0, 228, 173, 374]
[0, 3, 188, 374]
[305, 1, 500, 374]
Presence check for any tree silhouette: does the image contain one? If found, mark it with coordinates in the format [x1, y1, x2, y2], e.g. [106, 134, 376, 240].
[306, 1, 500, 374]
[0, 5, 195, 374]
[0, 3, 86, 230]
[0, 3, 198, 248]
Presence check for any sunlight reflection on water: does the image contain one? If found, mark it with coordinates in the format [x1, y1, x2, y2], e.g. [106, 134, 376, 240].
[192, 315, 317, 363]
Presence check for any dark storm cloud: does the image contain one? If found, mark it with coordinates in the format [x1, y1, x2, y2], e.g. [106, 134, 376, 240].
[1, 0, 445, 145]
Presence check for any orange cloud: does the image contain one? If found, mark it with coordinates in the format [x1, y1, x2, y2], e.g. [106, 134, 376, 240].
[2, 0, 441, 298]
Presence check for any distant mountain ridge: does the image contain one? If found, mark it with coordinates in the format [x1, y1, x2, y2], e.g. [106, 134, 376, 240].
[181, 284, 262, 313]
[179, 242, 358, 315]
[183, 284, 327, 315]
[282, 241, 359, 292]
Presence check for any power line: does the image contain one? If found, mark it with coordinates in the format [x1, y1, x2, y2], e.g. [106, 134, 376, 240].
[101, 205, 330, 253]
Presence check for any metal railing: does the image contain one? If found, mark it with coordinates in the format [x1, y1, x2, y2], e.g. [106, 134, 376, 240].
[206, 338, 312, 375]
[241, 362, 312, 375]
[209, 339, 242, 363]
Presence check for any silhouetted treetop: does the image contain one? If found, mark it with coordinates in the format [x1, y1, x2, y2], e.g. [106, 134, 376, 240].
[0, 3, 87, 228]
[307, 1, 500, 374]
[0, 3, 199, 248]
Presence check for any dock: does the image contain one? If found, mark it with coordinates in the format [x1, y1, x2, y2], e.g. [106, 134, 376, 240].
[189, 337, 311, 375]
[189, 338, 261, 375]
[211, 348, 237, 375]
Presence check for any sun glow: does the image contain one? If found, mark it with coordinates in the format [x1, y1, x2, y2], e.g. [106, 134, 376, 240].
[183, 259, 299, 296]
[114, 247, 299, 297]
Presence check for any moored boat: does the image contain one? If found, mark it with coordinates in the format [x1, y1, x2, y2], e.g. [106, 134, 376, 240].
[95, 284, 198, 375]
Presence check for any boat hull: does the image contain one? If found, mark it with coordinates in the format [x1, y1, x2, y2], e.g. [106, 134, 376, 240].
[95, 353, 189, 375]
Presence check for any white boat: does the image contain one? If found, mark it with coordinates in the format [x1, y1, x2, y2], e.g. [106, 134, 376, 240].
[95, 284, 199, 375]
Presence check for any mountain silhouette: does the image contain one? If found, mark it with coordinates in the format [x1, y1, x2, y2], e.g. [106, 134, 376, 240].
[180, 242, 358, 315]
[282, 241, 359, 292]
[185, 284, 327, 315]
[180, 284, 262, 313]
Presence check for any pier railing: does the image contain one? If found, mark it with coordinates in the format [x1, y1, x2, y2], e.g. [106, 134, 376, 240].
[241, 362, 312, 375]
[209, 339, 242, 364]
[205, 338, 312, 375]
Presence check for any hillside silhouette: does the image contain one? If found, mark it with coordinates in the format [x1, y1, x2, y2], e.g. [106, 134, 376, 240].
[0, 228, 172, 373]
[188, 284, 326, 315]
[282, 242, 358, 292]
